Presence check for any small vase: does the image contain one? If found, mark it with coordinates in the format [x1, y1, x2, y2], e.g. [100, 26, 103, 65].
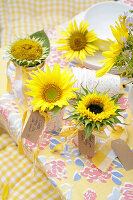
[78, 130, 95, 157]
[45, 109, 65, 132]
[74, 128, 107, 157]
[128, 82, 133, 115]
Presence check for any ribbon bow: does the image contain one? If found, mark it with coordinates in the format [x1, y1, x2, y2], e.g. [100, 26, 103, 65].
[52, 123, 127, 172]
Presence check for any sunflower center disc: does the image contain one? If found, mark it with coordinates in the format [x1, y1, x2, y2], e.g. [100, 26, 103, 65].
[43, 85, 62, 103]
[88, 104, 103, 114]
[23, 44, 32, 50]
[70, 32, 86, 51]
[11, 39, 42, 61]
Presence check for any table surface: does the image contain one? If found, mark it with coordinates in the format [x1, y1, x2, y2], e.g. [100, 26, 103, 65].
[0, 4, 133, 198]
[0, 48, 7, 97]
[0, 31, 133, 200]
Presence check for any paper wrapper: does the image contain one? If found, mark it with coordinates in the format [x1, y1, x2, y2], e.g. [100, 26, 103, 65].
[71, 67, 120, 97]
[22, 108, 65, 143]
[45, 109, 65, 132]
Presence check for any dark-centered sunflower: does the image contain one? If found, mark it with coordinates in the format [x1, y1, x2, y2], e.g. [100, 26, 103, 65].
[67, 86, 124, 139]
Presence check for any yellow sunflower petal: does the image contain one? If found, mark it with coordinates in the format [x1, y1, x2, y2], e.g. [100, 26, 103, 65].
[85, 46, 95, 56]
[80, 49, 87, 60]
[79, 50, 85, 63]
[80, 21, 89, 33]
[64, 50, 74, 61]
[96, 59, 115, 77]
[61, 30, 70, 37]
[102, 51, 115, 58]
[110, 17, 129, 44]
[57, 39, 69, 44]
[95, 16, 129, 77]
[67, 21, 74, 33]
[69, 51, 79, 60]
[57, 45, 70, 51]
[74, 20, 78, 31]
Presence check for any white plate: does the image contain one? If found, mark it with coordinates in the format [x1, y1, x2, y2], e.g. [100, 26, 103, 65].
[84, 1, 132, 41]
[75, 51, 124, 74]
[77, 1, 132, 73]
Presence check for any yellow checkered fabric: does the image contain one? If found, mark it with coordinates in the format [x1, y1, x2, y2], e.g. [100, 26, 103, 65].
[0, 0, 110, 46]
[0, 133, 13, 150]
[8, 171, 60, 200]
[0, 133, 61, 200]
[92, 125, 127, 171]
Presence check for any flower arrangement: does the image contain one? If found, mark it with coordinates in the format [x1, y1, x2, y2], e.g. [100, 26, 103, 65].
[96, 11, 133, 85]
[7, 30, 50, 67]
[24, 64, 78, 167]
[57, 20, 98, 63]
[6, 30, 50, 105]
[67, 86, 124, 139]
[26, 63, 78, 115]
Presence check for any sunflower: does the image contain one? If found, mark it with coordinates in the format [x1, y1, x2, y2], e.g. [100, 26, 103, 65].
[57, 20, 98, 63]
[96, 17, 129, 77]
[67, 86, 124, 139]
[26, 63, 78, 112]
[121, 82, 127, 89]
[121, 70, 128, 77]
[8, 33, 50, 67]
[77, 93, 118, 122]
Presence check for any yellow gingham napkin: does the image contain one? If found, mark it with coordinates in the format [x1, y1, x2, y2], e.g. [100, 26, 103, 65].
[0, 0, 111, 46]
[0, 133, 61, 200]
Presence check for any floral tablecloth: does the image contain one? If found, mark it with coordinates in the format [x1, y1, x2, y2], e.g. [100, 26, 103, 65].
[0, 92, 133, 200]
[0, 27, 133, 200]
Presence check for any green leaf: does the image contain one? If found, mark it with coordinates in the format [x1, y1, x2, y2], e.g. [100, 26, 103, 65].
[71, 104, 77, 108]
[85, 85, 91, 94]
[81, 84, 88, 95]
[111, 94, 118, 99]
[113, 93, 124, 103]
[77, 116, 83, 121]
[103, 89, 110, 95]
[75, 91, 81, 101]
[96, 122, 101, 132]
[108, 117, 115, 124]
[116, 108, 125, 112]
[114, 117, 128, 125]
[111, 93, 122, 100]
[85, 118, 90, 127]
[102, 120, 108, 126]
[106, 122, 115, 130]
[70, 110, 77, 114]
[30, 30, 50, 56]
[84, 122, 95, 140]
[93, 83, 99, 92]
[66, 114, 78, 121]
[84, 124, 92, 139]
[50, 106, 61, 115]
[76, 120, 84, 127]
[114, 117, 122, 124]
[115, 112, 124, 118]
[92, 121, 96, 131]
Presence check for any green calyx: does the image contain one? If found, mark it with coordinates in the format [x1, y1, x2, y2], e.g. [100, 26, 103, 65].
[7, 30, 50, 68]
